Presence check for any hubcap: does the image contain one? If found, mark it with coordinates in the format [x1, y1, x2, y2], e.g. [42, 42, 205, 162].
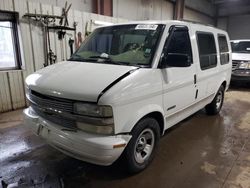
[134, 128, 155, 164]
[216, 91, 223, 110]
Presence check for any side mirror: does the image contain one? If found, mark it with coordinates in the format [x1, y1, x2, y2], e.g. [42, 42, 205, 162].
[160, 53, 191, 68]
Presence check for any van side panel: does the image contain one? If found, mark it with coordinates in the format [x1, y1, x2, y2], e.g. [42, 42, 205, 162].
[100, 23, 232, 135]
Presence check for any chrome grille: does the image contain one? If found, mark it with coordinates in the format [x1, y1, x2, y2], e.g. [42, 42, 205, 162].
[32, 105, 76, 129]
[28, 90, 76, 129]
[29, 90, 74, 113]
[232, 61, 239, 70]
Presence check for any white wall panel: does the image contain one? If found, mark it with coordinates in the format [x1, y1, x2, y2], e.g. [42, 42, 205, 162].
[8, 71, 25, 109]
[53, 6, 65, 61]
[0, 73, 12, 111]
[22, 0, 93, 13]
[113, 0, 174, 20]
[28, 2, 45, 70]
[64, 9, 74, 59]
[41, 4, 56, 63]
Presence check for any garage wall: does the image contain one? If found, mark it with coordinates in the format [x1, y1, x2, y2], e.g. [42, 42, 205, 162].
[227, 15, 250, 40]
[217, 15, 250, 40]
[113, 0, 215, 25]
[113, 0, 174, 20]
[217, 17, 228, 31]
[184, 7, 215, 25]
[22, 0, 93, 13]
[185, 0, 215, 18]
[0, 0, 128, 113]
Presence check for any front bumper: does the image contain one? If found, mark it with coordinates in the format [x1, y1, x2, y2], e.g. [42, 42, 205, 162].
[23, 107, 131, 166]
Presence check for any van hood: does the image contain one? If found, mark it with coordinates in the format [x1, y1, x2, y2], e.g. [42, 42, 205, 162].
[232, 53, 250, 61]
[26, 61, 137, 102]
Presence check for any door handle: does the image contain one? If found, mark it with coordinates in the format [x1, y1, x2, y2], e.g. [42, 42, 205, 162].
[194, 74, 197, 84]
[195, 89, 198, 99]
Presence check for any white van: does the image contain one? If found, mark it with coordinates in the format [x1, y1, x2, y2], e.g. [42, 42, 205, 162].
[24, 20, 232, 173]
[231, 39, 250, 82]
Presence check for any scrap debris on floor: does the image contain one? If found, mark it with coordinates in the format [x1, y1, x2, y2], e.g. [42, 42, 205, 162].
[0, 84, 250, 188]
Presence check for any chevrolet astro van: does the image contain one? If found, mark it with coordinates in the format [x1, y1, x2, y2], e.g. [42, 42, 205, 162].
[24, 20, 232, 173]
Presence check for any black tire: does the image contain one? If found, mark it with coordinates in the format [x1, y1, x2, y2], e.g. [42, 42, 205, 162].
[123, 117, 160, 174]
[205, 85, 225, 115]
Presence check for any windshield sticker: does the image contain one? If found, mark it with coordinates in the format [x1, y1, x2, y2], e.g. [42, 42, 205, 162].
[135, 24, 158, 30]
[145, 48, 151, 54]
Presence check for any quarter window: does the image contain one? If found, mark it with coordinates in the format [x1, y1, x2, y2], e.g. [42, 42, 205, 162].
[218, 35, 229, 65]
[197, 32, 217, 70]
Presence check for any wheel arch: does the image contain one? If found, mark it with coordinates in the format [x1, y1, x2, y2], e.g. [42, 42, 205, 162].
[221, 80, 227, 90]
[131, 111, 165, 136]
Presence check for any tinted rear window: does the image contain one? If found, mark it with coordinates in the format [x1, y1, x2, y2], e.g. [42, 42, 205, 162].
[218, 35, 229, 65]
[197, 32, 217, 70]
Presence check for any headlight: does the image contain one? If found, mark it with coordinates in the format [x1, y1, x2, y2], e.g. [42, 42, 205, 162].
[74, 103, 114, 134]
[74, 103, 113, 117]
[239, 62, 250, 69]
[76, 122, 114, 135]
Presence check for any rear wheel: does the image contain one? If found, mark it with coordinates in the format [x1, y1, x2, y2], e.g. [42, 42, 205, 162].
[205, 85, 225, 115]
[123, 117, 160, 174]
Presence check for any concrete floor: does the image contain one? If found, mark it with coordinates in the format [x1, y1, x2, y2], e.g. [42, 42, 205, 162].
[0, 85, 250, 188]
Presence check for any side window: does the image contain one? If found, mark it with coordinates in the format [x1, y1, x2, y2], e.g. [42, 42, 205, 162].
[196, 32, 217, 70]
[218, 35, 229, 65]
[166, 28, 192, 59]
[0, 10, 22, 70]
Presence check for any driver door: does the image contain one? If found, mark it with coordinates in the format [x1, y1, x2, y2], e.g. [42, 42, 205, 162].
[160, 25, 197, 127]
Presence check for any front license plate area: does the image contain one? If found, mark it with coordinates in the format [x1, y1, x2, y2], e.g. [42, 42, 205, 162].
[36, 122, 50, 137]
[36, 123, 43, 135]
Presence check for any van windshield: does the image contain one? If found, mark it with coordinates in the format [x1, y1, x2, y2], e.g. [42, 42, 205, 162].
[231, 41, 250, 53]
[69, 24, 164, 67]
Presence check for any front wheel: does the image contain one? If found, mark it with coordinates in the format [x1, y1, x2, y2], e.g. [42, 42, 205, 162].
[122, 117, 160, 174]
[205, 85, 225, 115]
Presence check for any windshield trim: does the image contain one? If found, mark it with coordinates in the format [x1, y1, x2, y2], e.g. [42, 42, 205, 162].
[67, 24, 166, 68]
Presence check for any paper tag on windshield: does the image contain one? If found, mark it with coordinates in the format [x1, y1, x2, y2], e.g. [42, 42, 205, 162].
[135, 24, 158, 30]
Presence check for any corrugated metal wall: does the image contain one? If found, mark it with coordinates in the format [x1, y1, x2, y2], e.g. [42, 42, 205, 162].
[113, 0, 174, 20]
[113, 0, 215, 25]
[0, 0, 128, 113]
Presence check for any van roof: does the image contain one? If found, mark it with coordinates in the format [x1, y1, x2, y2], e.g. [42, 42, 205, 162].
[109, 20, 227, 34]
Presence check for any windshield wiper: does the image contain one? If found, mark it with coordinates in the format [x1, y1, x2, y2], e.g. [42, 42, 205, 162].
[132, 63, 150, 68]
[68, 54, 97, 62]
[68, 54, 85, 61]
[88, 55, 130, 65]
